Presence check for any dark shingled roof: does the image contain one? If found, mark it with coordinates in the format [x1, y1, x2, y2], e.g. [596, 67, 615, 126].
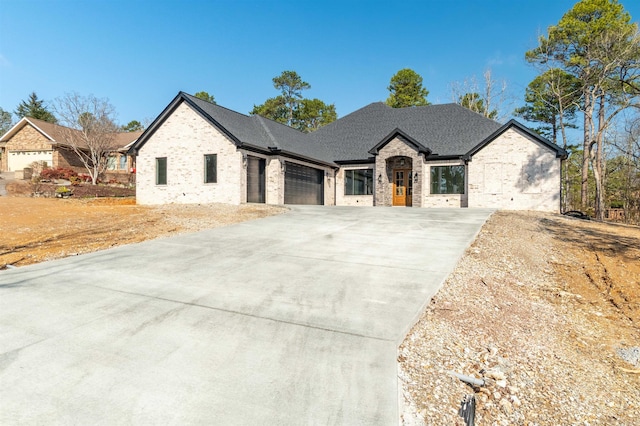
[305, 102, 504, 163]
[133, 93, 565, 165]
[183, 93, 331, 164]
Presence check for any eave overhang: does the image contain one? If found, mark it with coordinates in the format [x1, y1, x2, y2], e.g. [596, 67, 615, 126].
[463, 119, 568, 161]
[128, 92, 243, 156]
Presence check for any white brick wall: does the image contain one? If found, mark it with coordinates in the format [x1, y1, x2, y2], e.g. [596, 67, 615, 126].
[137, 102, 243, 205]
[467, 128, 561, 212]
[265, 156, 284, 205]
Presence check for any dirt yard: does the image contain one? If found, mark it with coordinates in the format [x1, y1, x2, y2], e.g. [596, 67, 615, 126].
[1, 189, 638, 425]
[0, 196, 286, 269]
[400, 211, 640, 425]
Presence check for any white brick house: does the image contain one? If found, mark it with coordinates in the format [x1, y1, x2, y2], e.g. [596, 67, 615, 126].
[130, 92, 566, 212]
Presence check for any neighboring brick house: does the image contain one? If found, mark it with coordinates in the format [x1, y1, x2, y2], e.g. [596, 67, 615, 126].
[130, 92, 567, 211]
[0, 117, 141, 182]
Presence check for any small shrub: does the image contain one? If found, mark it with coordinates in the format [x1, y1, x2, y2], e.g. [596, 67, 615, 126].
[40, 167, 78, 181]
[55, 186, 71, 194]
[78, 174, 94, 183]
[30, 175, 43, 194]
[28, 160, 48, 177]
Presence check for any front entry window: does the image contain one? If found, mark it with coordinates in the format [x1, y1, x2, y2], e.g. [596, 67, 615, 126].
[430, 165, 465, 194]
[345, 169, 373, 195]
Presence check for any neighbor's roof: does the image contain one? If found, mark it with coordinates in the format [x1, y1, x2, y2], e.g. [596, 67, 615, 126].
[0, 117, 142, 151]
[0, 117, 65, 144]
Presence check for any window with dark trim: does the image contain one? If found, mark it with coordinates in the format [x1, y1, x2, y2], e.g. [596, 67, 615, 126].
[345, 169, 373, 195]
[430, 165, 465, 194]
[204, 154, 217, 183]
[156, 157, 167, 185]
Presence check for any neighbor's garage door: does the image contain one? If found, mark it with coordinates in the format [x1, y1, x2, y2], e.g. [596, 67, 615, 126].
[8, 150, 53, 172]
[284, 162, 324, 205]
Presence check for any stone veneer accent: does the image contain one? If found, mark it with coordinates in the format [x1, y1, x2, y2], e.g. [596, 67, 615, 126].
[1, 125, 53, 171]
[467, 128, 561, 212]
[374, 136, 424, 207]
[136, 102, 243, 205]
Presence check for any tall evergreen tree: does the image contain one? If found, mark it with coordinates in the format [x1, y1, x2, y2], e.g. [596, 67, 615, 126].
[273, 71, 310, 126]
[526, 0, 640, 219]
[0, 107, 13, 136]
[251, 71, 336, 132]
[515, 68, 581, 145]
[15, 92, 57, 123]
[250, 96, 288, 125]
[458, 92, 498, 119]
[121, 120, 144, 132]
[194, 91, 216, 104]
[295, 98, 337, 132]
[385, 68, 430, 108]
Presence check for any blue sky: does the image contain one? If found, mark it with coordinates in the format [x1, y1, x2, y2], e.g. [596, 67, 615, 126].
[2, 0, 640, 128]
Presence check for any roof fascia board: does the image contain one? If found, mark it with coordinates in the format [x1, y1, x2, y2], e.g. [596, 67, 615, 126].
[128, 93, 185, 154]
[129, 92, 243, 155]
[279, 150, 337, 169]
[239, 143, 337, 168]
[424, 154, 464, 162]
[464, 119, 568, 161]
[367, 128, 431, 156]
[334, 158, 376, 165]
[181, 95, 243, 146]
[238, 143, 273, 155]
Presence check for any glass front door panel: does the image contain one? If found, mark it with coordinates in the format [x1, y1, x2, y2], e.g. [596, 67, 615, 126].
[395, 171, 404, 195]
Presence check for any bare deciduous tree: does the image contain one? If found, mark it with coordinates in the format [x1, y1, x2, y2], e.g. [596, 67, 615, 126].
[450, 69, 510, 121]
[53, 93, 119, 185]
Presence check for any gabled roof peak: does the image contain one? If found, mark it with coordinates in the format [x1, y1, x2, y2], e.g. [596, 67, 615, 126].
[368, 127, 431, 156]
[181, 92, 252, 119]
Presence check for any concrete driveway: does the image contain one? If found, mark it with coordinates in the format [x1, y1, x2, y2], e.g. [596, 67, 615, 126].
[0, 206, 493, 425]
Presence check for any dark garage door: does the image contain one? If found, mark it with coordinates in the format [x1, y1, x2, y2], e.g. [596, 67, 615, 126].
[247, 156, 266, 203]
[284, 162, 324, 205]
